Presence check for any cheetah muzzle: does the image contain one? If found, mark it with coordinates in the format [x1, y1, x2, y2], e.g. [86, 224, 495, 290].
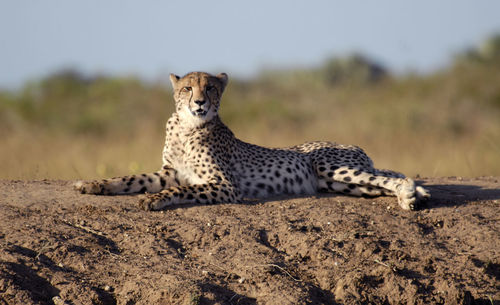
[74, 71, 430, 211]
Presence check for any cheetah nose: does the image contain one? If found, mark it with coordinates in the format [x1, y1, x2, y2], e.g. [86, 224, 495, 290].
[194, 100, 206, 106]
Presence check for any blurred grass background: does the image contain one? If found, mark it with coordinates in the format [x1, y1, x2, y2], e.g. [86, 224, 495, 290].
[1, 35, 500, 179]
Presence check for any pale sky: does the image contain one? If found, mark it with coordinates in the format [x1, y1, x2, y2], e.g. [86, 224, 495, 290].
[1, 0, 499, 88]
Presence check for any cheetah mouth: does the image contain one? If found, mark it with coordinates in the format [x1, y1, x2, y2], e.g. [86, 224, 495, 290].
[191, 109, 208, 117]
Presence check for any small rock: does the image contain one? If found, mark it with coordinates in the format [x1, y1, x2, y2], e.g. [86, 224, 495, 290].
[52, 296, 70, 305]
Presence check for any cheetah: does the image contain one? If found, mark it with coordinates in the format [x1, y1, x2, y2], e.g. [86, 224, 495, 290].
[75, 72, 430, 210]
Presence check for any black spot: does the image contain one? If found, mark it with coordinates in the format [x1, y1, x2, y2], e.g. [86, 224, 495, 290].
[256, 183, 266, 189]
[353, 170, 362, 176]
[139, 179, 144, 185]
[126, 181, 133, 186]
[383, 180, 389, 185]
[139, 186, 147, 193]
[160, 178, 166, 187]
[210, 191, 217, 197]
[187, 194, 194, 200]
[330, 165, 339, 171]
[318, 167, 326, 172]
[327, 172, 334, 178]
[339, 170, 348, 175]
[154, 172, 160, 176]
[275, 171, 281, 178]
[267, 185, 274, 193]
[369, 176, 376, 181]
[123, 188, 130, 192]
[343, 177, 352, 182]
[348, 184, 357, 189]
[286, 168, 292, 173]
[130, 177, 135, 182]
[148, 178, 153, 183]
[343, 189, 351, 193]
[199, 193, 208, 200]
[121, 177, 126, 182]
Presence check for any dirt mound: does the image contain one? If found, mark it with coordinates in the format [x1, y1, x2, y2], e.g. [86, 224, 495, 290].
[1, 177, 499, 304]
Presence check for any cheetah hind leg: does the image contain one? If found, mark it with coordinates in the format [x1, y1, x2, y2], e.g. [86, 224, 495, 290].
[319, 166, 430, 210]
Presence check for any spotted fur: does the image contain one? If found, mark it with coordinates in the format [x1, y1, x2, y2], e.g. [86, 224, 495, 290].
[75, 72, 430, 210]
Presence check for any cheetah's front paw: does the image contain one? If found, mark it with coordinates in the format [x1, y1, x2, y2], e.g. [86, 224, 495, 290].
[138, 194, 165, 211]
[74, 181, 104, 194]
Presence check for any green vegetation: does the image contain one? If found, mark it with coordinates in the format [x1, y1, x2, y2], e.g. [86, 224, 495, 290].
[1, 35, 500, 179]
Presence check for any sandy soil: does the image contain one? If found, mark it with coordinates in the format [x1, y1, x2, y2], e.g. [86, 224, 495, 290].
[0, 177, 499, 305]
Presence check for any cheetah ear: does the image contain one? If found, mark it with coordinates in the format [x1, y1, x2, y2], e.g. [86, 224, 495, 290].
[216, 73, 228, 91]
[169, 73, 180, 88]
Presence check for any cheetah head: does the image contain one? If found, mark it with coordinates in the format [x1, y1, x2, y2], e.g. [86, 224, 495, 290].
[170, 72, 228, 128]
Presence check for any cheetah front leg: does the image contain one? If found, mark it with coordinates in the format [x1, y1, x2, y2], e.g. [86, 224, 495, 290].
[74, 167, 180, 195]
[138, 182, 241, 211]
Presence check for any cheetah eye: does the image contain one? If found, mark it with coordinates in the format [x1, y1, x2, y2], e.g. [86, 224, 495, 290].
[205, 85, 215, 92]
[182, 87, 192, 93]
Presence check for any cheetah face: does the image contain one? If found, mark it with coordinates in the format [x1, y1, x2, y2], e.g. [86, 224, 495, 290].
[170, 72, 228, 128]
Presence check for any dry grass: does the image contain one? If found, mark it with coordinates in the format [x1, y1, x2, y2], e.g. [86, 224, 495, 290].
[1, 49, 500, 179]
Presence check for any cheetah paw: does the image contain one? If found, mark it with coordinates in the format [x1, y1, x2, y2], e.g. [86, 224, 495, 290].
[416, 186, 431, 201]
[396, 178, 418, 210]
[74, 181, 104, 194]
[138, 194, 164, 211]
